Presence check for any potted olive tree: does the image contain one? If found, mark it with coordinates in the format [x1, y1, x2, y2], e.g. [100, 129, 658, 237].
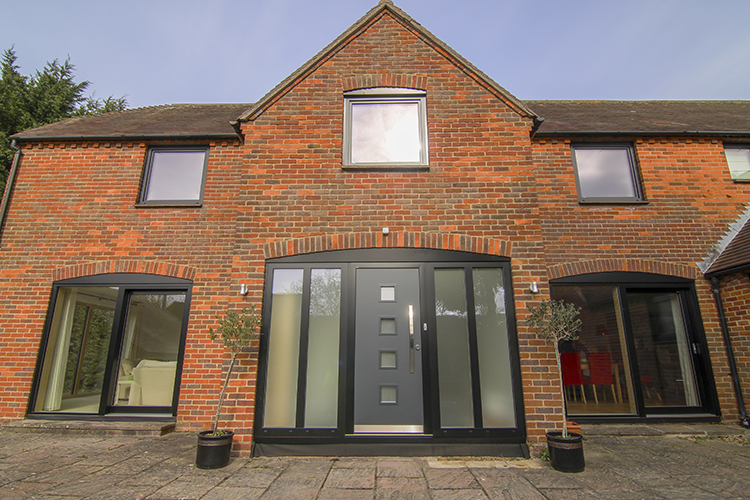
[526, 298, 585, 473]
[196, 306, 261, 469]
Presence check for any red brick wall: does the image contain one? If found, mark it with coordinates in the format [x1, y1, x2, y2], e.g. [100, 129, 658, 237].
[231, 10, 557, 448]
[533, 136, 750, 423]
[0, 140, 252, 439]
[1, 7, 748, 460]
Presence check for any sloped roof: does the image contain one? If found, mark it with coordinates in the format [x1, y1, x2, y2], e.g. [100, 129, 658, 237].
[238, 0, 536, 122]
[12, 103, 250, 141]
[702, 207, 750, 277]
[527, 100, 750, 136]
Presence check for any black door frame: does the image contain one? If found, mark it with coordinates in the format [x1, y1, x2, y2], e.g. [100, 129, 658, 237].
[551, 272, 721, 423]
[254, 248, 528, 456]
[27, 273, 192, 420]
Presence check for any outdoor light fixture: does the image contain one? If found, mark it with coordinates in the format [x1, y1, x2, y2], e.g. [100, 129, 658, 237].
[529, 281, 539, 294]
[240, 284, 248, 295]
[382, 227, 390, 235]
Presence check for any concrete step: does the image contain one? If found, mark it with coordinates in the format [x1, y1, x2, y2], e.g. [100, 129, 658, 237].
[0, 418, 175, 437]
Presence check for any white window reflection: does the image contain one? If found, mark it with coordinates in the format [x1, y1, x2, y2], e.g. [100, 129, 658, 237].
[573, 147, 639, 200]
[724, 147, 750, 181]
[351, 102, 421, 163]
[143, 149, 207, 203]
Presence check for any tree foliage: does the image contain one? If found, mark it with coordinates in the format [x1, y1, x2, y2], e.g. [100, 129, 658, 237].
[526, 298, 582, 344]
[208, 306, 262, 434]
[0, 47, 127, 193]
[526, 298, 582, 438]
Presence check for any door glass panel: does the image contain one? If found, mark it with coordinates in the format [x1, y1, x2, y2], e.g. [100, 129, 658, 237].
[554, 286, 637, 415]
[380, 385, 398, 404]
[380, 318, 396, 335]
[472, 268, 515, 427]
[380, 351, 397, 369]
[264, 268, 304, 427]
[304, 269, 341, 428]
[113, 292, 184, 406]
[627, 292, 699, 407]
[34, 287, 117, 413]
[434, 268, 474, 428]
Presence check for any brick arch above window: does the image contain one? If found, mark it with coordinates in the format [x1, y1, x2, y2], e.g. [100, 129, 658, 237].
[262, 232, 511, 260]
[341, 74, 427, 92]
[51, 260, 198, 282]
[547, 259, 700, 281]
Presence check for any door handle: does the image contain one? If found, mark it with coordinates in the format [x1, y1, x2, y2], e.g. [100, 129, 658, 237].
[409, 305, 415, 374]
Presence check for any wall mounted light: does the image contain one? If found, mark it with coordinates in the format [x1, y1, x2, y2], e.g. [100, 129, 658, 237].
[529, 281, 539, 294]
[240, 284, 248, 296]
[382, 227, 390, 235]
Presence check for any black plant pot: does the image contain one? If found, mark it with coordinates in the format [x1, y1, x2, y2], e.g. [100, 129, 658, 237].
[196, 430, 234, 469]
[546, 431, 585, 473]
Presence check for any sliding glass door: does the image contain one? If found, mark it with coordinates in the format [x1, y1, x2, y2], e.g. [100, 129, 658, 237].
[31, 275, 191, 416]
[552, 273, 718, 420]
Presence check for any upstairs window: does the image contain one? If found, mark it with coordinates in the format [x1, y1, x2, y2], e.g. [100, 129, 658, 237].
[343, 88, 428, 167]
[572, 145, 643, 202]
[139, 147, 209, 205]
[723, 146, 750, 181]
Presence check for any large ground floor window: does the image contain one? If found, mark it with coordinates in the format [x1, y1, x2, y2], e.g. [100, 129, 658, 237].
[552, 272, 719, 421]
[254, 249, 526, 456]
[30, 274, 192, 417]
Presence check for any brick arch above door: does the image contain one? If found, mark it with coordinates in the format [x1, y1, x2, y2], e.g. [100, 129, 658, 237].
[51, 260, 198, 282]
[262, 232, 512, 260]
[547, 258, 700, 281]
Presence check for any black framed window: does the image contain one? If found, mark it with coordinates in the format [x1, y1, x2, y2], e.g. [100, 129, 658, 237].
[343, 88, 428, 167]
[551, 272, 719, 422]
[723, 145, 750, 181]
[139, 147, 209, 205]
[30, 274, 192, 417]
[572, 144, 643, 202]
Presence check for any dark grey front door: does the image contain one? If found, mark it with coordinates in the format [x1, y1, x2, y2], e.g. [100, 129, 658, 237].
[354, 268, 424, 433]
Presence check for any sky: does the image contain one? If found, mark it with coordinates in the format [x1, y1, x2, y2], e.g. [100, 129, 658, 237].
[3, 0, 750, 110]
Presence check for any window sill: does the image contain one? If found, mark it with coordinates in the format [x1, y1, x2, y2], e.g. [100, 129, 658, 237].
[135, 203, 203, 209]
[342, 164, 430, 171]
[578, 200, 650, 205]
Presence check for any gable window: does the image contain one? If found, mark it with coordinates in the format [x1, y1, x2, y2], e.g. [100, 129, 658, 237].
[139, 147, 209, 205]
[723, 146, 750, 181]
[343, 88, 428, 167]
[572, 145, 643, 202]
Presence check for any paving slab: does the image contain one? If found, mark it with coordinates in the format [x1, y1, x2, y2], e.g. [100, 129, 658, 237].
[0, 425, 748, 499]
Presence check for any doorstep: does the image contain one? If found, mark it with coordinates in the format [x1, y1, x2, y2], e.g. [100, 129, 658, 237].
[0, 418, 175, 437]
[582, 422, 750, 437]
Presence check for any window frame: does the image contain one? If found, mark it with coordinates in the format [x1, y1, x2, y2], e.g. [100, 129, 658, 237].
[550, 272, 720, 424]
[342, 88, 429, 168]
[138, 146, 209, 206]
[722, 144, 750, 182]
[28, 273, 193, 419]
[571, 144, 645, 203]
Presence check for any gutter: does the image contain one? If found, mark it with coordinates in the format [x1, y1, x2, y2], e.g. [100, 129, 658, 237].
[710, 276, 750, 429]
[0, 139, 22, 245]
[11, 133, 240, 143]
[534, 130, 750, 138]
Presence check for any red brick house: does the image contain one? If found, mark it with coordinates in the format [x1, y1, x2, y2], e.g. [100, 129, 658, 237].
[2, 1, 749, 457]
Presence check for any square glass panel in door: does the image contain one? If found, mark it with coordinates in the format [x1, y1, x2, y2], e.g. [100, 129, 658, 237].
[435, 268, 474, 428]
[472, 268, 515, 427]
[34, 287, 117, 413]
[113, 292, 185, 406]
[553, 286, 637, 415]
[627, 292, 699, 407]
